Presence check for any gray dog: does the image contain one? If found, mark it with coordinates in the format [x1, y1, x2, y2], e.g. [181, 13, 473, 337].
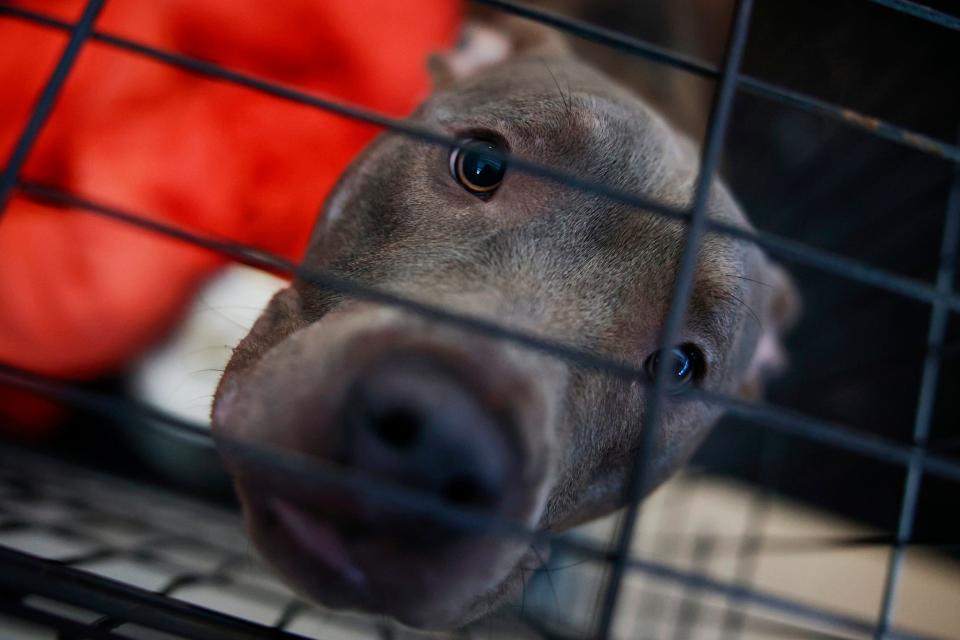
[212, 13, 798, 630]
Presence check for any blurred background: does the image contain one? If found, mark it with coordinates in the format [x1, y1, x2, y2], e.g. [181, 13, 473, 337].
[1, 0, 958, 638]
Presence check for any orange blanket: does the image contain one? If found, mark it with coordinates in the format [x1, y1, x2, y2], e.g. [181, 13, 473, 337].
[0, 0, 460, 431]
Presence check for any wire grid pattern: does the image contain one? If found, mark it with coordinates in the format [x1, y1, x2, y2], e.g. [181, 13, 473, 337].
[0, 446, 538, 640]
[7, 444, 952, 640]
[0, 0, 957, 638]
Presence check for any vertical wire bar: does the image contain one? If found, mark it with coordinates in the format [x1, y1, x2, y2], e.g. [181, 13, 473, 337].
[874, 138, 960, 638]
[0, 0, 106, 215]
[594, 1, 755, 637]
[633, 476, 700, 638]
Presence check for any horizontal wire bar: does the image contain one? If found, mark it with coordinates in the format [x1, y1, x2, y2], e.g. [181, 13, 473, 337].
[701, 389, 960, 483]
[471, 0, 960, 163]
[13, 524, 280, 601]
[3, 479, 251, 566]
[30, 510, 226, 560]
[0, 366, 943, 640]
[0, 598, 127, 640]
[735, 75, 960, 162]
[8, 467, 957, 558]
[13, 182, 960, 487]
[0, 546, 315, 640]
[870, 0, 960, 31]
[2, 7, 960, 312]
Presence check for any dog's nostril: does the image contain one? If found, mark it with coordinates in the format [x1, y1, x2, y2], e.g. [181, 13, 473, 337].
[443, 474, 490, 506]
[341, 355, 515, 518]
[371, 407, 421, 450]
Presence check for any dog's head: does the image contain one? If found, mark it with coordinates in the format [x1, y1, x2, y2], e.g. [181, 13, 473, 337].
[212, 15, 798, 629]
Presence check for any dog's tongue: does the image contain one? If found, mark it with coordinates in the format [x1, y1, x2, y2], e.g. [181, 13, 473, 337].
[272, 499, 367, 587]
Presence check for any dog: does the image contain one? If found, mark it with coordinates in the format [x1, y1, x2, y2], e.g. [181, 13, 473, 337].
[212, 12, 798, 630]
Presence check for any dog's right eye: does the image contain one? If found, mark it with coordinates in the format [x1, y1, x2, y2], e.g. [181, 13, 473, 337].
[644, 344, 705, 392]
[450, 139, 507, 197]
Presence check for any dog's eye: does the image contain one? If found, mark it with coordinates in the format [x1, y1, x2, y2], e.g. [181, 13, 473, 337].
[450, 139, 507, 197]
[644, 344, 704, 391]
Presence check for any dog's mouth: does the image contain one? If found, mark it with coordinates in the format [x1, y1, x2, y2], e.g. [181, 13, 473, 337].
[268, 499, 368, 588]
[245, 491, 384, 612]
[242, 482, 384, 612]
[236, 473, 496, 622]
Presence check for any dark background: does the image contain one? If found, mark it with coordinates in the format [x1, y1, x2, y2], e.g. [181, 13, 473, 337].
[568, 0, 960, 545]
[704, 0, 959, 547]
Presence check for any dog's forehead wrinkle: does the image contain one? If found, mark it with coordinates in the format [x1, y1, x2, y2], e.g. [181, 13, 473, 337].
[430, 98, 684, 191]
[427, 67, 695, 188]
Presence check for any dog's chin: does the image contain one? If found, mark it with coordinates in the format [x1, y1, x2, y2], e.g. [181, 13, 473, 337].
[242, 496, 528, 629]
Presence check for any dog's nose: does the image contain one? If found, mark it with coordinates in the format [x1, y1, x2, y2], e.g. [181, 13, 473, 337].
[340, 353, 516, 512]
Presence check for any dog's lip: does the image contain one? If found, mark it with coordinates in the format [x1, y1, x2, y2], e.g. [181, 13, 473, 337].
[269, 498, 368, 589]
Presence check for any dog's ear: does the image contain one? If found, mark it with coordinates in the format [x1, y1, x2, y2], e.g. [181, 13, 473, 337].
[739, 262, 801, 400]
[429, 10, 571, 88]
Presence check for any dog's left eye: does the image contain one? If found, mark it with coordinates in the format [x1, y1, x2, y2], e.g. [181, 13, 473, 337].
[644, 344, 704, 391]
[450, 139, 507, 197]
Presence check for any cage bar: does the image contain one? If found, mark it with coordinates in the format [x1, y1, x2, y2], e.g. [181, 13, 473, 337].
[0, 0, 105, 213]
[0, 1, 957, 638]
[595, 0, 756, 636]
[874, 134, 960, 638]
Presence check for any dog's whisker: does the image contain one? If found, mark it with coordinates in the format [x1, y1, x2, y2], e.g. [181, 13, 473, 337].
[720, 290, 763, 329]
[725, 274, 773, 288]
[198, 293, 256, 331]
[162, 370, 222, 406]
[187, 368, 226, 375]
[542, 61, 573, 116]
[182, 344, 234, 357]
[182, 393, 216, 405]
[200, 304, 274, 312]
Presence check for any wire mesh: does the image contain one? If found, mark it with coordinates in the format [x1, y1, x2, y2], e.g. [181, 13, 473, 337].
[874, 134, 960, 637]
[0, 446, 480, 639]
[3, 443, 949, 640]
[0, 0, 958, 638]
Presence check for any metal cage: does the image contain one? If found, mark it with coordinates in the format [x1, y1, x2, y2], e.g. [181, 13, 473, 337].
[0, 0, 958, 638]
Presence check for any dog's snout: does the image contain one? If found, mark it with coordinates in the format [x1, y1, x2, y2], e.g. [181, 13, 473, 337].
[341, 354, 516, 510]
